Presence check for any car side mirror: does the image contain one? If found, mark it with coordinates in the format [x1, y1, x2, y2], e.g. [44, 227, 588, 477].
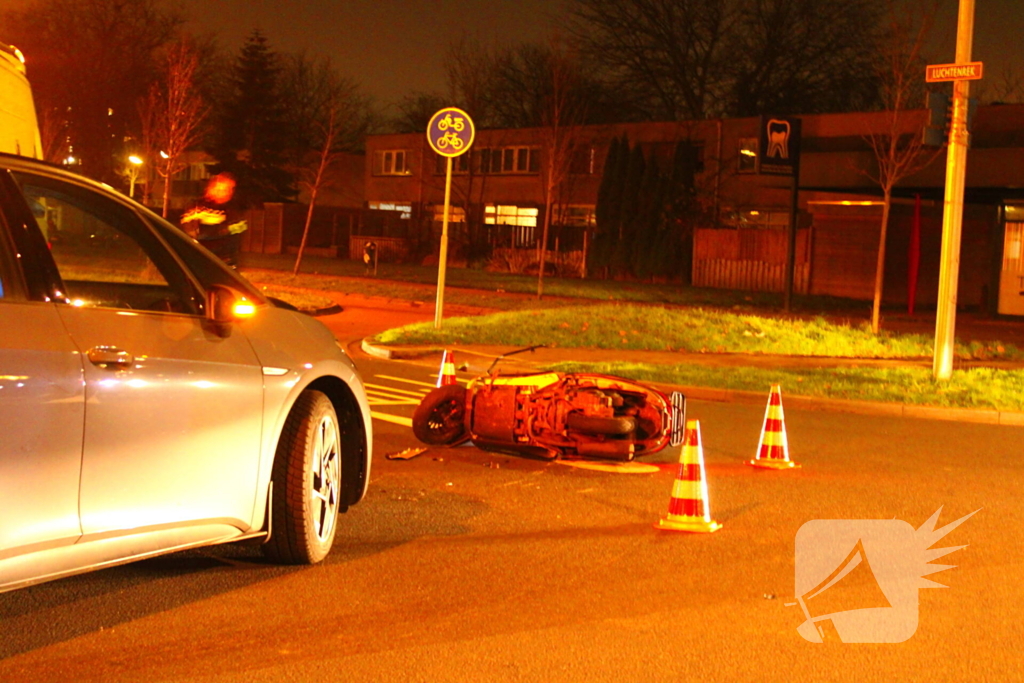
[206, 284, 256, 335]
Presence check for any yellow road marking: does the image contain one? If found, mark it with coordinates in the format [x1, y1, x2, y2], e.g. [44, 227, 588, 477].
[556, 460, 660, 474]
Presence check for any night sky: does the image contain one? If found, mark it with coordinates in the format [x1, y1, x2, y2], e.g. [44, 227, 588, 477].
[178, 0, 567, 106]
[6, 0, 1022, 108]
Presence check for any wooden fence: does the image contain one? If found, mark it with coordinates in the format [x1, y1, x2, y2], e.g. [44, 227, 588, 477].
[692, 228, 811, 293]
[348, 235, 411, 262]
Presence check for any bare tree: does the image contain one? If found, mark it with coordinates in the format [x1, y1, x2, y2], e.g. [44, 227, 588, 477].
[35, 106, 69, 164]
[566, 0, 883, 120]
[863, 0, 942, 333]
[975, 65, 1024, 105]
[566, 0, 736, 120]
[536, 41, 587, 299]
[284, 54, 374, 274]
[1, 0, 181, 182]
[728, 0, 882, 116]
[142, 37, 209, 217]
[293, 106, 345, 275]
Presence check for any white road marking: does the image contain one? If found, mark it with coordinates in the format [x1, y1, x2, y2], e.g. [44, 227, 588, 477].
[371, 411, 414, 427]
[364, 382, 429, 396]
[375, 374, 443, 389]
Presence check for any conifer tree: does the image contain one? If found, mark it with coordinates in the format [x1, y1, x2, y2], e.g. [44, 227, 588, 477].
[209, 30, 295, 206]
[614, 142, 645, 271]
[592, 135, 623, 270]
[631, 156, 665, 279]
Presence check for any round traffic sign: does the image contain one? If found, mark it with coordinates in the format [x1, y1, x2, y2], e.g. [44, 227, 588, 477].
[427, 107, 475, 157]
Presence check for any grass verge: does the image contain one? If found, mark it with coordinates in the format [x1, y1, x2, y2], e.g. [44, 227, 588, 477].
[544, 361, 1024, 412]
[371, 303, 1024, 361]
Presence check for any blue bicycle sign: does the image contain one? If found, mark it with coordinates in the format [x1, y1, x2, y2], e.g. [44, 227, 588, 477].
[427, 107, 475, 157]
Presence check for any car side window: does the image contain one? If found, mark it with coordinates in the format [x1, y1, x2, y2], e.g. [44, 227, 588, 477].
[12, 172, 199, 314]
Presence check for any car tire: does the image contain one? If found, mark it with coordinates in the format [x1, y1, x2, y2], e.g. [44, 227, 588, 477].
[263, 390, 342, 565]
[412, 385, 468, 445]
[566, 412, 636, 436]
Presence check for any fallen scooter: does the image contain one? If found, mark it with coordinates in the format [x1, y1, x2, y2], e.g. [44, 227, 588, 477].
[412, 345, 686, 461]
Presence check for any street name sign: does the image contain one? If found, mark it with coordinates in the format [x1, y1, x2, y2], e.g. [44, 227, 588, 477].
[926, 62, 983, 83]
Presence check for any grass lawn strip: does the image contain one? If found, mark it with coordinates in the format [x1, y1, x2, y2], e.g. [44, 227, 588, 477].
[371, 304, 1023, 361]
[544, 361, 1024, 412]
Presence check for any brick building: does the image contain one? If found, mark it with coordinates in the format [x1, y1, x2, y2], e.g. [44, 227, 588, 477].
[363, 104, 1024, 315]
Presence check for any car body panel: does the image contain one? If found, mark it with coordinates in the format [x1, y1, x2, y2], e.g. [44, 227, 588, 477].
[0, 301, 84, 559]
[56, 305, 265, 536]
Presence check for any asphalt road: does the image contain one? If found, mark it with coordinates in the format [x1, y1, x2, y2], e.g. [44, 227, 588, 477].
[1, 300, 1021, 682]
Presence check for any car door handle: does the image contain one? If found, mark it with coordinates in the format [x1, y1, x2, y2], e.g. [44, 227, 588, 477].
[87, 346, 135, 369]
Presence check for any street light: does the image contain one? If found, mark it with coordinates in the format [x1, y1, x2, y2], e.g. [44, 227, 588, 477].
[127, 155, 143, 199]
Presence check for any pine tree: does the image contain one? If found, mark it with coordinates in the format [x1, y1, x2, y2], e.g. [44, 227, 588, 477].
[665, 141, 701, 283]
[614, 142, 645, 272]
[209, 30, 295, 206]
[592, 135, 622, 271]
[631, 156, 662, 279]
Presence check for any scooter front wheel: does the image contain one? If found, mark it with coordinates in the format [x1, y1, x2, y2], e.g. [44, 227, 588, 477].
[413, 385, 469, 446]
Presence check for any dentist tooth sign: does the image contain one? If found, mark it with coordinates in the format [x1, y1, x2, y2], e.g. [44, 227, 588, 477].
[758, 116, 802, 176]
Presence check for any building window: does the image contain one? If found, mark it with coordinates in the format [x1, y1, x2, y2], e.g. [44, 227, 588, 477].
[720, 208, 789, 229]
[434, 153, 470, 175]
[432, 205, 465, 222]
[737, 138, 758, 173]
[556, 204, 596, 227]
[479, 147, 540, 174]
[368, 200, 412, 219]
[485, 204, 539, 247]
[172, 162, 212, 182]
[569, 147, 596, 175]
[373, 150, 410, 176]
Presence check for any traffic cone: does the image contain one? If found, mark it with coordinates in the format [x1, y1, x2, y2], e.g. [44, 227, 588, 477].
[748, 384, 800, 469]
[436, 349, 457, 387]
[655, 420, 722, 533]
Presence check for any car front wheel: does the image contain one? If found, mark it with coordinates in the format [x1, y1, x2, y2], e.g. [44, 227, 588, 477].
[263, 390, 342, 565]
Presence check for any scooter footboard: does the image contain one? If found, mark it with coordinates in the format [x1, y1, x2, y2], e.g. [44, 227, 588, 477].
[470, 386, 518, 441]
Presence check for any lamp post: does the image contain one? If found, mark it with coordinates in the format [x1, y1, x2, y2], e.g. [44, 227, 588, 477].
[127, 155, 143, 199]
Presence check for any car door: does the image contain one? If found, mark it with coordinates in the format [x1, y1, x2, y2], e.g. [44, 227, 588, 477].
[0, 195, 84, 562]
[9, 169, 266, 538]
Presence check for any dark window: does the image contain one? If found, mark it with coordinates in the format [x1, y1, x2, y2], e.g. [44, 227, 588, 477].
[13, 172, 200, 314]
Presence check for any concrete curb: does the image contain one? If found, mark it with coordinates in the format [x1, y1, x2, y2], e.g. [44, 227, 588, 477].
[359, 339, 1024, 426]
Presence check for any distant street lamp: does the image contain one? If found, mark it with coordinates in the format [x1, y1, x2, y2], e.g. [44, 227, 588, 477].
[127, 155, 144, 199]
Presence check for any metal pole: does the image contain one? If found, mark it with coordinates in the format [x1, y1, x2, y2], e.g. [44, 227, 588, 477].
[434, 156, 453, 329]
[783, 153, 800, 311]
[933, 0, 975, 380]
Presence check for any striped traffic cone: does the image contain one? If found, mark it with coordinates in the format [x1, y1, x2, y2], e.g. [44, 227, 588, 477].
[748, 384, 800, 469]
[436, 350, 457, 387]
[655, 420, 722, 533]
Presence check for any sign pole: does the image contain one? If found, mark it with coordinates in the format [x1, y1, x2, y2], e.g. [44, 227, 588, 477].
[435, 156, 453, 329]
[425, 107, 475, 331]
[933, 0, 975, 380]
[783, 152, 800, 312]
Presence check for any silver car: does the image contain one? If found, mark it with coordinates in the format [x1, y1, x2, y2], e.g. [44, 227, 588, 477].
[0, 153, 372, 592]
